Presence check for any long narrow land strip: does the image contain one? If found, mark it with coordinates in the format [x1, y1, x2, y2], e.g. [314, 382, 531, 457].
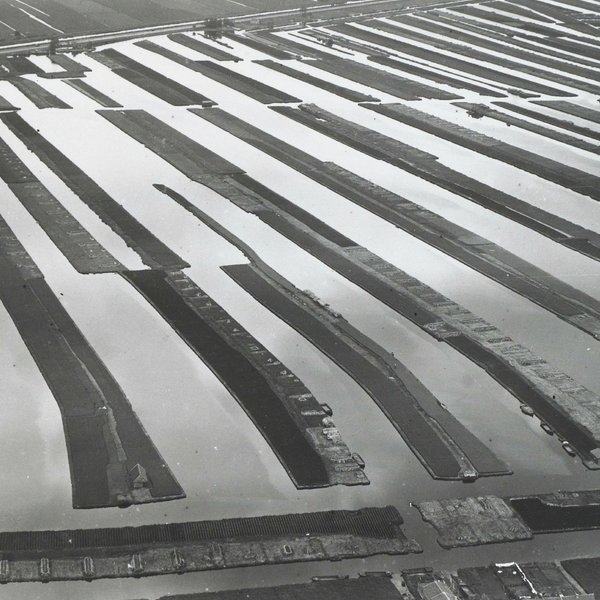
[63, 78, 122, 107]
[253, 59, 381, 103]
[0, 216, 183, 509]
[531, 100, 600, 126]
[296, 55, 462, 101]
[159, 576, 403, 600]
[10, 77, 71, 109]
[156, 183, 509, 482]
[124, 268, 367, 489]
[168, 33, 241, 62]
[366, 54, 507, 98]
[366, 17, 600, 95]
[0, 506, 418, 583]
[89, 48, 216, 106]
[170, 59, 302, 104]
[0, 111, 189, 270]
[304, 25, 571, 97]
[0, 137, 124, 273]
[452, 102, 600, 156]
[391, 13, 600, 83]
[492, 101, 600, 143]
[362, 102, 600, 201]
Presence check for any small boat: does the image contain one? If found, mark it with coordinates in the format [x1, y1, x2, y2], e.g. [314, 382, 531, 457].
[320, 403, 333, 416]
[541, 423, 554, 435]
[520, 405, 534, 417]
[562, 442, 577, 457]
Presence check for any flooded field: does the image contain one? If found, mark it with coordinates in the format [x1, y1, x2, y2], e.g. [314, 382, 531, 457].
[0, 0, 599, 597]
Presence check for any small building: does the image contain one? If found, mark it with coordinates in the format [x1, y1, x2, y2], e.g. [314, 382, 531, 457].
[129, 464, 149, 489]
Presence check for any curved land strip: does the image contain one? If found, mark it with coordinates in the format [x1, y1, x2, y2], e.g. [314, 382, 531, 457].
[124, 268, 367, 489]
[0, 216, 183, 509]
[363, 102, 600, 203]
[0, 138, 124, 273]
[226, 264, 507, 481]
[452, 102, 600, 156]
[417, 489, 600, 547]
[0, 506, 418, 583]
[156, 183, 508, 482]
[0, 111, 189, 270]
[271, 103, 600, 337]
[90, 49, 216, 106]
[193, 106, 600, 468]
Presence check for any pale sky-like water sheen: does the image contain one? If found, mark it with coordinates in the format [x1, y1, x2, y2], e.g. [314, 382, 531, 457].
[1, 9, 600, 598]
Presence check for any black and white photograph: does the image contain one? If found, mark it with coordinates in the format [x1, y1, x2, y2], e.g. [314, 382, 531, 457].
[0, 0, 599, 598]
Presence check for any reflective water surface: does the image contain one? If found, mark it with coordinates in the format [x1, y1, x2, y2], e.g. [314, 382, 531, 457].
[0, 22, 599, 599]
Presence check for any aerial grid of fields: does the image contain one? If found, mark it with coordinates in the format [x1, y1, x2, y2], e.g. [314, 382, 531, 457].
[0, 0, 600, 598]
